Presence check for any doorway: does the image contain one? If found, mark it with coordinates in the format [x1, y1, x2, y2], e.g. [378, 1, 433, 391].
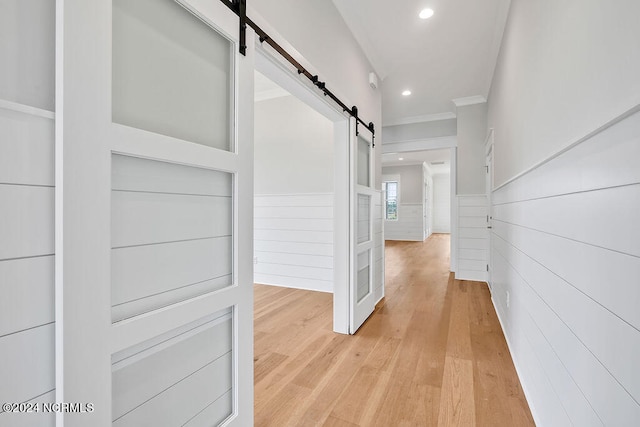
[381, 149, 452, 241]
[253, 47, 381, 334]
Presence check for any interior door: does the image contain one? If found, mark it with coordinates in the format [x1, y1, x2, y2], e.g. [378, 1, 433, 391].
[350, 119, 376, 333]
[485, 144, 494, 289]
[57, 0, 254, 425]
[424, 182, 429, 239]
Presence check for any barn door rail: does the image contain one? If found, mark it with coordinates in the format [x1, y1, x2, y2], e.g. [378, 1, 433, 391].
[221, 0, 376, 146]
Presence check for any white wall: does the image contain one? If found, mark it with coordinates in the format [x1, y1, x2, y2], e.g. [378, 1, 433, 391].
[487, 0, 640, 424]
[382, 118, 457, 143]
[432, 174, 451, 233]
[456, 103, 487, 195]
[0, 1, 56, 425]
[488, 0, 640, 187]
[382, 165, 424, 241]
[254, 95, 335, 292]
[254, 95, 334, 194]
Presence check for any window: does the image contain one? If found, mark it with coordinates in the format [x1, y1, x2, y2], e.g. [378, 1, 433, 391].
[384, 181, 398, 220]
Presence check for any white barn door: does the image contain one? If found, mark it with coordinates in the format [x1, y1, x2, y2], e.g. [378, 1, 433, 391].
[57, 0, 254, 425]
[349, 119, 376, 333]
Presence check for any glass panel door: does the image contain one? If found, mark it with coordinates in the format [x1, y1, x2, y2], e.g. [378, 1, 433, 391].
[56, 0, 254, 425]
[350, 124, 376, 333]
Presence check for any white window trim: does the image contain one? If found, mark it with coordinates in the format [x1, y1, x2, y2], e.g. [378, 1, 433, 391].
[382, 174, 401, 222]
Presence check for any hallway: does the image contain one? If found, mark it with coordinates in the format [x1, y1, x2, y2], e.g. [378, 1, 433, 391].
[254, 234, 534, 426]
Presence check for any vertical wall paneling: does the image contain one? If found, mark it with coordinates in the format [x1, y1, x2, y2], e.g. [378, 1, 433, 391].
[254, 194, 334, 292]
[491, 108, 640, 426]
[456, 195, 488, 281]
[0, 1, 55, 424]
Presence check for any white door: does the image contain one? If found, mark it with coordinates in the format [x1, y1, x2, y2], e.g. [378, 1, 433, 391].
[485, 144, 494, 289]
[57, 0, 254, 425]
[350, 119, 376, 333]
[424, 182, 429, 239]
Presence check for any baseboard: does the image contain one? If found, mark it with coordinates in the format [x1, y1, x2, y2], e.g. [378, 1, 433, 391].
[253, 280, 332, 294]
[454, 270, 487, 282]
[491, 295, 542, 427]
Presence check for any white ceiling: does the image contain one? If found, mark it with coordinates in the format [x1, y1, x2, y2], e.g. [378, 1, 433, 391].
[332, 0, 511, 126]
[382, 148, 450, 174]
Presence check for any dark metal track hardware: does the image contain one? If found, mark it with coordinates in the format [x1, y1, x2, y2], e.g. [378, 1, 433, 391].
[222, 0, 375, 146]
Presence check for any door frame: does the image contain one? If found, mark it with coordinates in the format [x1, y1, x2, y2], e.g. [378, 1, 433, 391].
[253, 45, 352, 334]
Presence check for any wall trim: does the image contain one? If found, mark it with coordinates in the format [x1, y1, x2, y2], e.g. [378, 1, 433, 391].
[491, 295, 543, 427]
[381, 136, 457, 152]
[383, 111, 456, 127]
[254, 280, 331, 294]
[494, 103, 640, 191]
[255, 192, 333, 197]
[452, 95, 487, 107]
[0, 99, 55, 119]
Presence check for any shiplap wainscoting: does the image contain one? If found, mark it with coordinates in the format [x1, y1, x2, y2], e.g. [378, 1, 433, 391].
[384, 203, 423, 241]
[0, 103, 56, 426]
[456, 195, 489, 282]
[254, 194, 334, 293]
[1, 3, 56, 423]
[491, 107, 640, 426]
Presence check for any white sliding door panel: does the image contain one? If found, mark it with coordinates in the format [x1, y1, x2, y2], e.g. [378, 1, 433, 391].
[112, 0, 233, 150]
[112, 153, 233, 195]
[112, 311, 232, 423]
[350, 124, 377, 333]
[57, 0, 254, 425]
[111, 190, 232, 247]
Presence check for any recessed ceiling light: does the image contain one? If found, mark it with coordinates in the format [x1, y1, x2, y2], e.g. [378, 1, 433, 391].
[402, 90, 411, 96]
[419, 8, 434, 19]
[399, 157, 404, 160]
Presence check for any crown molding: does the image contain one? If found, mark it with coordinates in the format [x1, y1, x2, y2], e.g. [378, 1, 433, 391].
[383, 112, 456, 127]
[452, 95, 487, 107]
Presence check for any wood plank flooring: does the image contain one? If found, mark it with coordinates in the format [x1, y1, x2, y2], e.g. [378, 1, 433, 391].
[254, 234, 535, 426]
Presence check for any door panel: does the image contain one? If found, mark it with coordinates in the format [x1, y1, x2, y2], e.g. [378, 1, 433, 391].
[57, 0, 253, 425]
[350, 121, 376, 333]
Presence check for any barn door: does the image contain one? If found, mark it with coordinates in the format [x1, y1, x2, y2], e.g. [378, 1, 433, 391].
[56, 0, 254, 425]
[349, 118, 376, 333]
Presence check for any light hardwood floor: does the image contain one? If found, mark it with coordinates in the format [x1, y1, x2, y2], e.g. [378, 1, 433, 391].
[254, 234, 535, 426]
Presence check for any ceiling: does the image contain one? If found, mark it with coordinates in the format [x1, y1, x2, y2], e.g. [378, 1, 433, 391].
[332, 0, 511, 126]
